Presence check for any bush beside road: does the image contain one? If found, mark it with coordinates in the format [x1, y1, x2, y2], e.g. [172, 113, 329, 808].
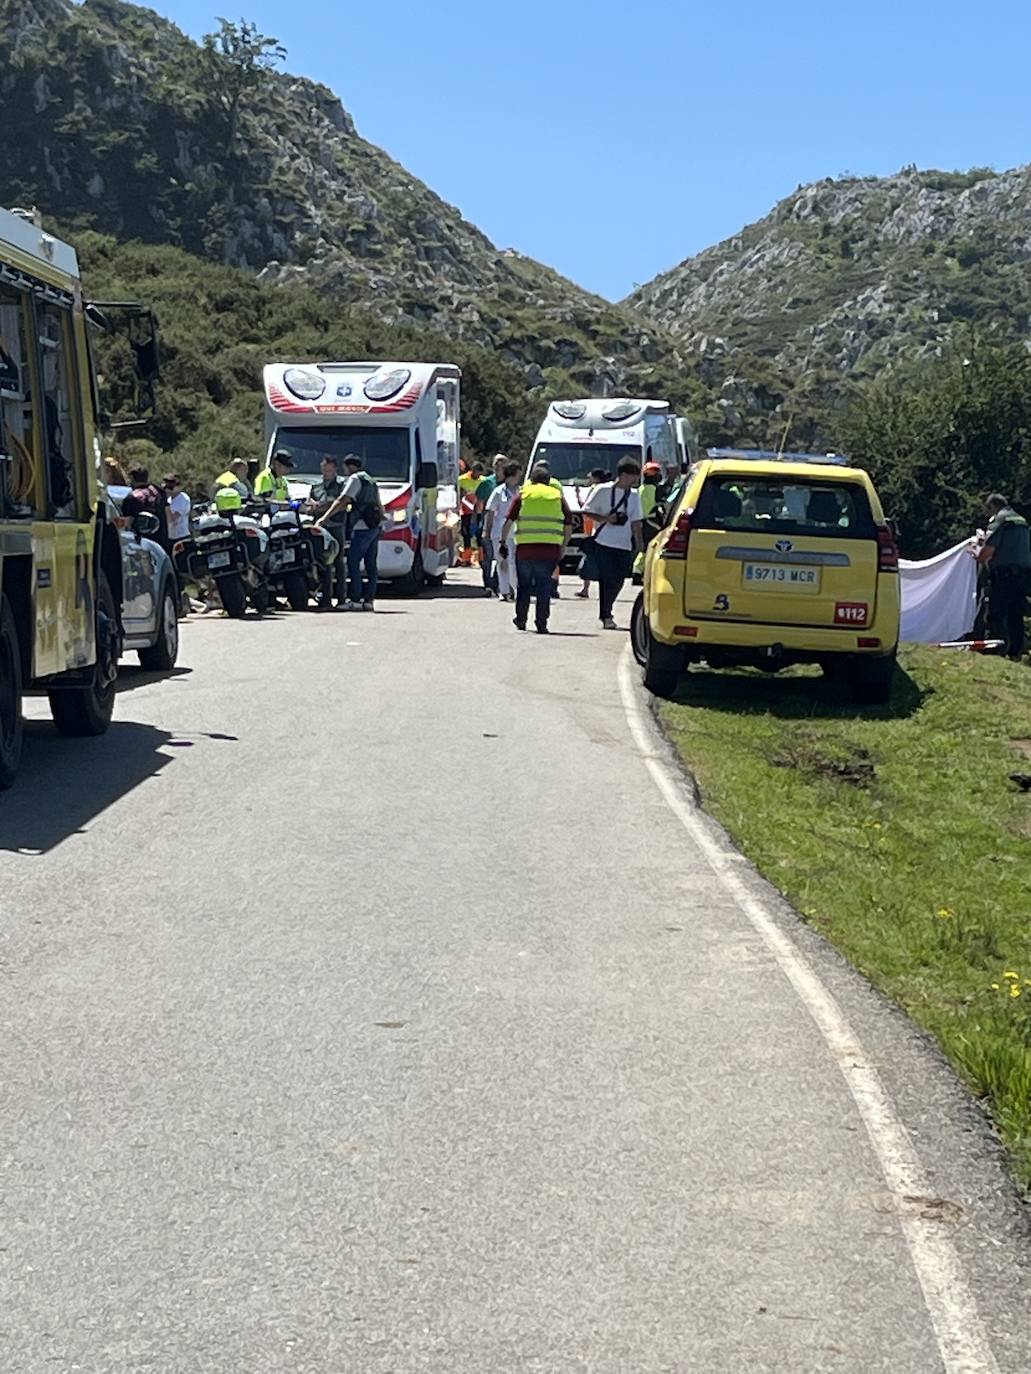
[660, 646, 1031, 1189]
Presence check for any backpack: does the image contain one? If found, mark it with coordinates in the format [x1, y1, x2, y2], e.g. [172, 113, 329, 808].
[348, 473, 385, 532]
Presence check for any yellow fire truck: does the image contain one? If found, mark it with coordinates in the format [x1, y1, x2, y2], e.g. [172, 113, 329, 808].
[0, 207, 158, 787]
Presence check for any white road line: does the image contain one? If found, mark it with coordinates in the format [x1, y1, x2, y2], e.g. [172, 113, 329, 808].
[617, 647, 1000, 1374]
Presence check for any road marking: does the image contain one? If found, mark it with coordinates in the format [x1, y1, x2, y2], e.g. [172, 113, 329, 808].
[617, 647, 999, 1374]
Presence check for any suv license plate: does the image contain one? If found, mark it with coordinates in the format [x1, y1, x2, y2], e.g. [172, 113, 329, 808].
[743, 562, 819, 591]
[208, 551, 231, 569]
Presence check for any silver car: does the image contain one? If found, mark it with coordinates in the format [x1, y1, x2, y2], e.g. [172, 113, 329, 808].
[107, 486, 180, 671]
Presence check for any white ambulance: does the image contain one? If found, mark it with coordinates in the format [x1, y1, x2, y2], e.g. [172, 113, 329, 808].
[529, 397, 681, 561]
[263, 360, 461, 592]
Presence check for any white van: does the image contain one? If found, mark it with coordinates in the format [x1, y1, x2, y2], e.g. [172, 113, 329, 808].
[263, 360, 461, 592]
[529, 398, 680, 562]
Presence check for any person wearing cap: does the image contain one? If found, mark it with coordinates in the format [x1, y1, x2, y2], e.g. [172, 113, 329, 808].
[976, 493, 1031, 659]
[633, 462, 664, 582]
[163, 473, 191, 541]
[255, 451, 294, 505]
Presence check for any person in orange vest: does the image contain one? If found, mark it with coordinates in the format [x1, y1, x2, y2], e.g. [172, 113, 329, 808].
[458, 460, 484, 566]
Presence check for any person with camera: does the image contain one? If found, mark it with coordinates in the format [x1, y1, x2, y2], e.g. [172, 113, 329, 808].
[580, 459, 644, 629]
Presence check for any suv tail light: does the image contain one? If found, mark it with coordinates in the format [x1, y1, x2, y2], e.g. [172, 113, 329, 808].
[877, 525, 899, 573]
[662, 511, 693, 560]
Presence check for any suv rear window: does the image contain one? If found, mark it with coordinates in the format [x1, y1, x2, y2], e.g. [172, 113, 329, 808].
[696, 475, 878, 540]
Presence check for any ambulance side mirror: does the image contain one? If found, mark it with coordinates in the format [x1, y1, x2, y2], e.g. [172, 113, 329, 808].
[416, 461, 439, 490]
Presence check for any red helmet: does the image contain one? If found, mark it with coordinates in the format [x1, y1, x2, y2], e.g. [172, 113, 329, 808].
[643, 462, 663, 476]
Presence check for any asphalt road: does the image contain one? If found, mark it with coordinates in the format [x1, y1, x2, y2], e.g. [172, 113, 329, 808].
[2, 572, 1029, 1373]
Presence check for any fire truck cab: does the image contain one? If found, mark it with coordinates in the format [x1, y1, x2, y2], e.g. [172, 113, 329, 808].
[0, 206, 158, 787]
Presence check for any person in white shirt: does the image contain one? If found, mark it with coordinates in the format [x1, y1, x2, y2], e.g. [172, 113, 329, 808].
[163, 473, 191, 540]
[484, 461, 523, 600]
[580, 459, 644, 629]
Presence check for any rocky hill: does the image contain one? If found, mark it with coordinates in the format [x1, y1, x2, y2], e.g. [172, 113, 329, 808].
[0, 0, 681, 402]
[627, 166, 1031, 437]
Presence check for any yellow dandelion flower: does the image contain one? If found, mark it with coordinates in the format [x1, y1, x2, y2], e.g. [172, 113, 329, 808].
[935, 907, 955, 920]
[1011, 985, 1022, 999]
[991, 983, 1000, 990]
[1003, 971, 1019, 980]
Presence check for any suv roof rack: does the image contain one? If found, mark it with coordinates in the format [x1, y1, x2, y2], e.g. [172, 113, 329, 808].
[706, 448, 851, 467]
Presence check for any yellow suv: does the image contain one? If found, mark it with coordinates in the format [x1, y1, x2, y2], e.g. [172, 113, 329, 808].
[633, 450, 901, 703]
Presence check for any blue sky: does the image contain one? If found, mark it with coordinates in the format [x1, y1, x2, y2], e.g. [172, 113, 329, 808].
[156, 0, 1030, 301]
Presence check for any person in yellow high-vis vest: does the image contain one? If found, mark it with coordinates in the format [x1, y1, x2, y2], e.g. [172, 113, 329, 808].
[213, 459, 252, 501]
[499, 461, 572, 634]
[254, 451, 295, 505]
[632, 461, 663, 581]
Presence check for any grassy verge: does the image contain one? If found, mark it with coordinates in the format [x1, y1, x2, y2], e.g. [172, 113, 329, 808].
[659, 646, 1031, 1189]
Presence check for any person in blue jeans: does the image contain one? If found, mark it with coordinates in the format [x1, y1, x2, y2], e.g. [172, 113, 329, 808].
[347, 525, 380, 610]
[313, 454, 384, 611]
[499, 460, 573, 634]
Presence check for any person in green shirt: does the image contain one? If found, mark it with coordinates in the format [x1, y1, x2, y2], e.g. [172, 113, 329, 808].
[476, 453, 508, 594]
[976, 493, 1031, 659]
[254, 451, 295, 504]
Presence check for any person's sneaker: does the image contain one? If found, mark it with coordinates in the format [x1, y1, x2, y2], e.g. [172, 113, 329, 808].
[483, 587, 494, 598]
[552, 586, 561, 598]
[503, 592, 515, 603]
[536, 626, 550, 635]
[341, 599, 357, 611]
[513, 617, 526, 631]
[602, 617, 619, 630]
[361, 601, 375, 612]
[574, 588, 589, 599]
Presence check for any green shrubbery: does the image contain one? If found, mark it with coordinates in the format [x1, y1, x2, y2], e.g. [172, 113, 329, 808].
[75, 231, 545, 489]
[841, 337, 1031, 556]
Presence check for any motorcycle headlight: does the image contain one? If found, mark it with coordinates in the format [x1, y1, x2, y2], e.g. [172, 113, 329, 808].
[364, 367, 411, 402]
[283, 367, 325, 401]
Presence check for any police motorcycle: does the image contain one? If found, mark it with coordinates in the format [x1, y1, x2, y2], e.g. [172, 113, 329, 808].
[173, 487, 272, 617]
[264, 504, 339, 611]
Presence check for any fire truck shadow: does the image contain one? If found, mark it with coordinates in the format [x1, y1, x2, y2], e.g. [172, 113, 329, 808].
[0, 721, 192, 854]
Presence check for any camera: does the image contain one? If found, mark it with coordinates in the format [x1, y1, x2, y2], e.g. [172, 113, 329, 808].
[610, 510, 629, 526]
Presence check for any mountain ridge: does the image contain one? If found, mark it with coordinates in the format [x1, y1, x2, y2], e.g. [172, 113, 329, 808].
[0, 0, 684, 402]
[626, 163, 1031, 439]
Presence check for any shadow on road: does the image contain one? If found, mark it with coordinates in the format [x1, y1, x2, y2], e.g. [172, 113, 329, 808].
[420, 582, 495, 601]
[0, 720, 238, 854]
[670, 663, 929, 722]
[116, 665, 193, 694]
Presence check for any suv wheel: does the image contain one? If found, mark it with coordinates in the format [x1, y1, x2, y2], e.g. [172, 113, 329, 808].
[852, 650, 897, 705]
[643, 633, 685, 700]
[630, 593, 649, 667]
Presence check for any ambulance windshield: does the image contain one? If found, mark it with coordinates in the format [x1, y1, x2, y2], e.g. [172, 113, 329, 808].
[272, 426, 411, 482]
